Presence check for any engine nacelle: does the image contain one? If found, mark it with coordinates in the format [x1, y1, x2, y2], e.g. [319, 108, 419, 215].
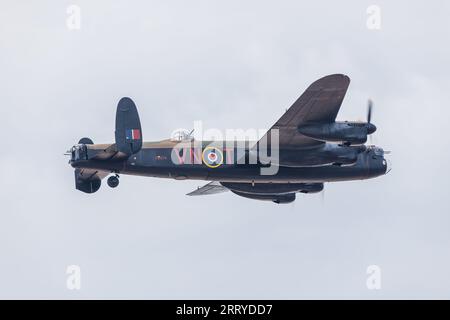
[298, 121, 376, 145]
[277, 144, 366, 167]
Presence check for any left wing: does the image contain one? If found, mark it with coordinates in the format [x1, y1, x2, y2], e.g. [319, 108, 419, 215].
[257, 74, 350, 149]
[186, 181, 229, 196]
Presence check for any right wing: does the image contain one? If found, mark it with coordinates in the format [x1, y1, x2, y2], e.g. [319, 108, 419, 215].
[258, 74, 350, 149]
[186, 181, 229, 196]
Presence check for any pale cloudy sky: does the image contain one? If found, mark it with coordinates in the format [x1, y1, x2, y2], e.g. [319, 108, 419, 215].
[1, 0, 449, 298]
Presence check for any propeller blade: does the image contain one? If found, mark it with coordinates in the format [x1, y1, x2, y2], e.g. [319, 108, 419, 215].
[367, 99, 373, 124]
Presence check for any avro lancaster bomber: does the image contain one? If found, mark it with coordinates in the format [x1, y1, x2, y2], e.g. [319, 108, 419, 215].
[67, 74, 390, 203]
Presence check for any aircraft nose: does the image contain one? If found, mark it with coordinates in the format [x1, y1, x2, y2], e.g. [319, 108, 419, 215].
[367, 123, 377, 134]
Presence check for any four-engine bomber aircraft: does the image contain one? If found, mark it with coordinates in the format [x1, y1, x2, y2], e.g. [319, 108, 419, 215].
[67, 74, 390, 204]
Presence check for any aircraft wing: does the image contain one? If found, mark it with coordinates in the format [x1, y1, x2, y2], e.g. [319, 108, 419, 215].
[186, 181, 229, 196]
[258, 74, 350, 149]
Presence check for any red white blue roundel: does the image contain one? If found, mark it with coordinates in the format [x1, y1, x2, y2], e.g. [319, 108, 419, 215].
[202, 147, 223, 168]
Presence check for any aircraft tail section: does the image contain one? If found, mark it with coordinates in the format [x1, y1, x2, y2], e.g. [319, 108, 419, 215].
[115, 97, 142, 155]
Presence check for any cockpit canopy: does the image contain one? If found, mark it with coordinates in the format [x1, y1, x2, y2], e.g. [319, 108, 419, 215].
[170, 129, 194, 142]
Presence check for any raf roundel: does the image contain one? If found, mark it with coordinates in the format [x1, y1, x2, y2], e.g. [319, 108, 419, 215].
[202, 147, 223, 168]
[207, 152, 217, 162]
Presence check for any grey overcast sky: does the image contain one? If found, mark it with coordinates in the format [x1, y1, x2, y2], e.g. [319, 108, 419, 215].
[1, 0, 450, 299]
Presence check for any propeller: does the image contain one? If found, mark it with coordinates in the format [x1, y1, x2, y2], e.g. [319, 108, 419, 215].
[366, 99, 377, 144]
[367, 99, 373, 124]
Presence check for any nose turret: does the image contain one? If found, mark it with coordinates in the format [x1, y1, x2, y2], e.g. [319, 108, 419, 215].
[365, 146, 391, 177]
